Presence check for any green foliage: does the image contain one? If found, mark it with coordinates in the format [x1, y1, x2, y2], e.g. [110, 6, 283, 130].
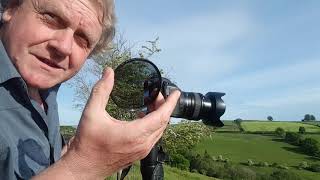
[302, 114, 316, 121]
[284, 132, 302, 146]
[247, 159, 254, 166]
[241, 121, 320, 133]
[308, 163, 320, 172]
[256, 162, 269, 167]
[277, 164, 289, 170]
[169, 154, 190, 170]
[228, 166, 257, 180]
[234, 118, 243, 124]
[298, 161, 309, 170]
[269, 170, 302, 180]
[299, 126, 306, 134]
[275, 127, 285, 137]
[217, 155, 223, 162]
[234, 119, 244, 132]
[300, 138, 319, 156]
[163, 121, 213, 157]
[60, 126, 76, 142]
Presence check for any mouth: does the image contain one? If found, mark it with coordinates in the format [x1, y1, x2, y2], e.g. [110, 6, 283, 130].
[36, 56, 64, 70]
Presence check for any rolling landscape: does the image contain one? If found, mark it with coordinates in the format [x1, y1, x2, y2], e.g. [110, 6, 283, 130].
[61, 120, 320, 180]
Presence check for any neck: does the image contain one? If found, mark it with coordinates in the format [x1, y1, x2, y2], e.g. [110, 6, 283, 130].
[27, 86, 45, 109]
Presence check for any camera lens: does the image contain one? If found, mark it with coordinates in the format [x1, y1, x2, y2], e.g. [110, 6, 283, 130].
[111, 58, 162, 110]
[171, 91, 225, 127]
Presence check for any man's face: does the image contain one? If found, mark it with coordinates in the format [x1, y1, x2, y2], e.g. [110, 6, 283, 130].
[1, 0, 103, 89]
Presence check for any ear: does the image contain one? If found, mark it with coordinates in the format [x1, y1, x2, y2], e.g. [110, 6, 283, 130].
[1, 0, 21, 23]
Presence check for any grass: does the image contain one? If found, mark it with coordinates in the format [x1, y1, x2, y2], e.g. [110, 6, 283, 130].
[215, 120, 240, 132]
[241, 121, 320, 133]
[105, 163, 218, 180]
[60, 126, 218, 179]
[194, 133, 320, 180]
[304, 134, 320, 142]
[61, 121, 320, 179]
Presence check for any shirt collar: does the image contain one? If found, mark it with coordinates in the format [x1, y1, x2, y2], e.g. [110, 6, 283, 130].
[0, 40, 21, 84]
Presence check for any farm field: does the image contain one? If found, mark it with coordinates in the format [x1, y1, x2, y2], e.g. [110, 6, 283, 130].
[241, 121, 320, 133]
[195, 132, 320, 180]
[304, 134, 320, 142]
[62, 121, 320, 179]
[105, 164, 218, 180]
[215, 121, 240, 132]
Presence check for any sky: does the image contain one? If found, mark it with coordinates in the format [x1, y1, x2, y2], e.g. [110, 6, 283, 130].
[57, 0, 320, 125]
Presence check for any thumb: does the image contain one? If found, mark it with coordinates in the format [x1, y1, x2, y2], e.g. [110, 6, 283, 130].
[86, 67, 114, 110]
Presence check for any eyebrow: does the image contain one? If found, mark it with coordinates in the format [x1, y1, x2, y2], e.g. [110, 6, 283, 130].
[36, 1, 98, 47]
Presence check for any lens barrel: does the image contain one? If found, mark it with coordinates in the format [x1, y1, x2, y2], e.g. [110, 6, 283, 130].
[162, 78, 225, 127]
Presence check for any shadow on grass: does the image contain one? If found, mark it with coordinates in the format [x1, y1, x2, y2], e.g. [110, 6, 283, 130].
[271, 138, 284, 142]
[306, 156, 320, 161]
[282, 146, 307, 156]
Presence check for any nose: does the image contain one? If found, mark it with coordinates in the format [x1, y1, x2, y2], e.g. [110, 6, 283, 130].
[48, 29, 73, 57]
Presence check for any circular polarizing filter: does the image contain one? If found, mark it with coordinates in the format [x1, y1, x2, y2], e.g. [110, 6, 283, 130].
[111, 58, 162, 111]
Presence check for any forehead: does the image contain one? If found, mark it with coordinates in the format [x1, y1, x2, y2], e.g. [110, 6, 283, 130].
[29, 0, 103, 42]
[34, 0, 103, 22]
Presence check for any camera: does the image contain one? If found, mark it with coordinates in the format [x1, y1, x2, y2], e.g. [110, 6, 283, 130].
[161, 78, 225, 127]
[111, 58, 226, 126]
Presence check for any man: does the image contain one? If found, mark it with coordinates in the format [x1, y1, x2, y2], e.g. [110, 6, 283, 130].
[0, 0, 180, 179]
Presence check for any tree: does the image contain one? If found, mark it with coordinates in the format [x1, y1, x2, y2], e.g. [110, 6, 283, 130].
[234, 118, 244, 132]
[234, 118, 242, 125]
[275, 127, 285, 137]
[267, 116, 273, 121]
[302, 114, 316, 121]
[300, 138, 320, 156]
[299, 126, 306, 134]
[303, 114, 311, 121]
[162, 121, 213, 157]
[69, 34, 161, 120]
[284, 132, 302, 146]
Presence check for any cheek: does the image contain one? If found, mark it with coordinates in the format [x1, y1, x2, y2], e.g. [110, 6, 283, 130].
[68, 50, 88, 73]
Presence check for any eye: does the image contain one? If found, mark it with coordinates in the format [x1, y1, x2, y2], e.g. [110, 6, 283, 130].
[75, 33, 90, 48]
[41, 12, 62, 28]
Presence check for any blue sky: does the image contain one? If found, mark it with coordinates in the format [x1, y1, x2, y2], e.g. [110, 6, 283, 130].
[57, 0, 320, 125]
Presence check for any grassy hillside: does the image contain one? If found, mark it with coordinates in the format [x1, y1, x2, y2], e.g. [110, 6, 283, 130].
[215, 121, 240, 132]
[105, 164, 218, 180]
[61, 126, 218, 180]
[62, 121, 320, 179]
[241, 121, 320, 133]
[195, 133, 320, 180]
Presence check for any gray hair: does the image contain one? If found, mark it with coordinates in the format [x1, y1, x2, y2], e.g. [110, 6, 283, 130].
[0, 0, 116, 56]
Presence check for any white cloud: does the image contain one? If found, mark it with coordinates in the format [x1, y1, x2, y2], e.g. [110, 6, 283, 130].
[217, 59, 320, 91]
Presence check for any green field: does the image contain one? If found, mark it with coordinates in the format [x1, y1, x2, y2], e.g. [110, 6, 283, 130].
[195, 133, 320, 180]
[61, 121, 320, 179]
[61, 126, 218, 180]
[304, 134, 320, 142]
[215, 121, 240, 132]
[241, 121, 320, 133]
[106, 164, 218, 180]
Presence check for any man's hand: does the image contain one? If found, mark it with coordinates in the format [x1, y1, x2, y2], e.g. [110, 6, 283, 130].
[62, 67, 180, 179]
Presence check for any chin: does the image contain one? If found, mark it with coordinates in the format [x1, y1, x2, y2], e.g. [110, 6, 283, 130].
[23, 75, 59, 89]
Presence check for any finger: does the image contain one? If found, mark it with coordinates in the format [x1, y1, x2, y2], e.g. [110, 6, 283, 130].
[147, 92, 165, 112]
[134, 90, 181, 133]
[137, 111, 146, 118]
[139, 125, 167, 159]
[85, 67, 114, 110]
